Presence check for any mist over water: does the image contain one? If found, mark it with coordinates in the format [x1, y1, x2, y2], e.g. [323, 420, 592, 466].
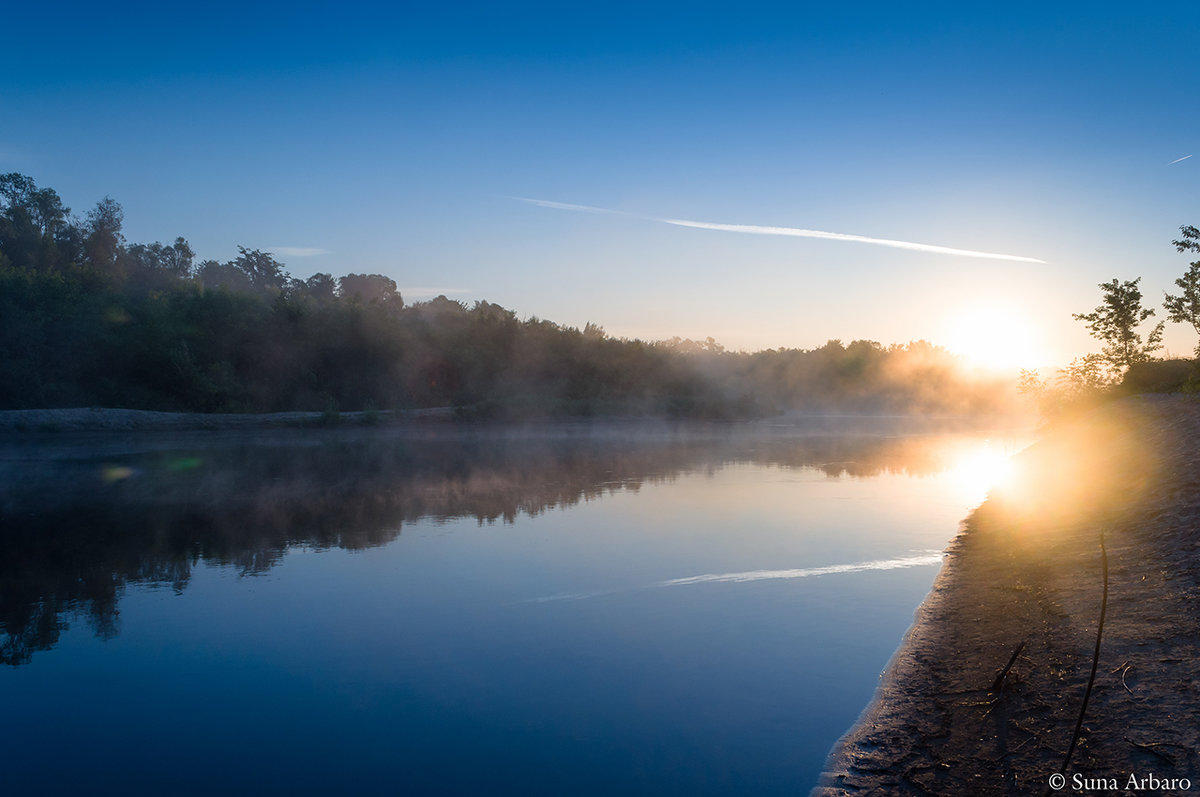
[0, 420, 1027, 795]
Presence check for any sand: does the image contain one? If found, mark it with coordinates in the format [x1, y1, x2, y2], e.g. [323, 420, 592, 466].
[815, 394, 1200, 795]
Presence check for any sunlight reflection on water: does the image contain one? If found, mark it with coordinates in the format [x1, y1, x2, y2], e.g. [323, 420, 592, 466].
[526, 550, 946, 602]
[947, 438, 1024, 506]
[0, 424, 1034, 797]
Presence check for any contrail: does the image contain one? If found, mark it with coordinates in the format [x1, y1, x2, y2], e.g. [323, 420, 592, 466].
[656, 218, 1045, 262]
[1168, 154, 1193, 165]
[513, 197, 633, 216]
[513, 196, 1046, 264]
[524, 550, 944, 603]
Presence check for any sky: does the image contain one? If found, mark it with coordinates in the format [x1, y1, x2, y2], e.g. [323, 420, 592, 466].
[3, 1, 1199, 370]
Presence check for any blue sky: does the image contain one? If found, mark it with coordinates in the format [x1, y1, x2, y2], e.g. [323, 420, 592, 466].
[3, 1, 1198, 367]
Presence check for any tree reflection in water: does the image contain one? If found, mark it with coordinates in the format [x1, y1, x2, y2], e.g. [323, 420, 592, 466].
[0, 418, 1004, 665]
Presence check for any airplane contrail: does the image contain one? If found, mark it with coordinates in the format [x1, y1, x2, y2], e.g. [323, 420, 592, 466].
[524, 550, 944, 602]
[515, 197, 632, 216]
[1168, 154, 1193, 165]
[513, 196, 1046, 264]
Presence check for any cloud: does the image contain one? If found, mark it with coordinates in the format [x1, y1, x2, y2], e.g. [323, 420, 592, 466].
[510, 197, 633, 217]
[514, 196, 1046, 264]
[268, 247, 329, 257]
[1168, 154, 1193, 165]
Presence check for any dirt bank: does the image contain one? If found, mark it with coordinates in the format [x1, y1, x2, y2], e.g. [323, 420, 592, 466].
[815, 395, 1200, 795]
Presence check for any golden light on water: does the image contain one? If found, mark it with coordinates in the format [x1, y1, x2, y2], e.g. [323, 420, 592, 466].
[986, 406, 1156, 533]
[953, 445, 1015, 493]
[101, 465, 136, 484]
[947, 441, 1019, 505]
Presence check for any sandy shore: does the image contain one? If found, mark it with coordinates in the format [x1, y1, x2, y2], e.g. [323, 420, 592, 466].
[815, 395, 1200, 795]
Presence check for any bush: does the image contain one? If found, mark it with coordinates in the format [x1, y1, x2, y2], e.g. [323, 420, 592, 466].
[1119, 359, 1198, 394]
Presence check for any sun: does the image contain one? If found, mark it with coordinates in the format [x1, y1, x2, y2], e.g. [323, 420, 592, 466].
[941, 303, 1042, 372]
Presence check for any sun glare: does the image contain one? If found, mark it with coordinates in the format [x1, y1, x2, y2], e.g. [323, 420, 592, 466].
[942, 304, 1041, 372]
[949, 442, 1017, 506]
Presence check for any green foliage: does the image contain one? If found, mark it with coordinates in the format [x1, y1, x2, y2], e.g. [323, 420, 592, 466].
[1017, 368, 1044, 398]
[0, 174, 1020, 419]
[85, 197, 125, 275]
[300, 272, 337, 305]
[1057, 354, 1115, 393]
[1015, 355, 1117, 420]
[1164, 225, 1200, 358]
[1072, 277, 1163, 375]
[0, 172, 74, 273]
[1119, 359, 1199, 394]
[125, 238, 194, 284]
[338, 273, 401, 306]
[231, 247, 287, 296]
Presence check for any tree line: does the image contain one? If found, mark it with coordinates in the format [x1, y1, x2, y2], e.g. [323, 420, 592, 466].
[1, 174, 1015, 418]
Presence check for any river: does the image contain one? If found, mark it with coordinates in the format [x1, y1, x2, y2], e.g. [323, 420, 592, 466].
[0, 419, 1026, 795]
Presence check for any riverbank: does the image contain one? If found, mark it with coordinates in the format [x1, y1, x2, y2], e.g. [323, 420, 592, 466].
[0, 405, 1020, 435]
[0, 406, 453, 432]
[815, 394, 1200, 794]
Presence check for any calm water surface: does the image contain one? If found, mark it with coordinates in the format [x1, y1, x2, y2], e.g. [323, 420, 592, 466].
[0, 421, 1026, 796]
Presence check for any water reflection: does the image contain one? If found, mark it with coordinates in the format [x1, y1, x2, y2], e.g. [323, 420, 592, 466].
[0, 420, 1022, 666]
[526, 551, 946, 602]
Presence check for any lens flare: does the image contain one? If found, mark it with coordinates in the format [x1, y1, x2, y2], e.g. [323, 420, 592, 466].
[952, 445, 1015, 495]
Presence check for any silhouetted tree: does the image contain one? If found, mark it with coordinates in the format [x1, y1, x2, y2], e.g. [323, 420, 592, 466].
[0, 173, 72, 272]
[197, 259, 252, 293]
[339, 273, 401, 305]
[124, 237, 194, 284]
[232, 246, 288, 295]
[1073, 277, 1163, 375]
[1164, 225, 1200, 358]
[301, 272, 337, 305]
[84, 197, 125, 276]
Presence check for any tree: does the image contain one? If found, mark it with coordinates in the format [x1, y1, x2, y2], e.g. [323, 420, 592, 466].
[300, 272, 337, 305]
[124, 237, 194, 280]
[338, 273, 400, 305]
[1057, 354, 1114, 392]
[85, 197, 126, 273]
[1072, 277, 1163, 375]
[197, 259, 252, 293]
[0, 173, 72, 271]
[232, 246, 288, 295]
[1163, 225, 1200, 358]
[0, 174, 70, 241]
